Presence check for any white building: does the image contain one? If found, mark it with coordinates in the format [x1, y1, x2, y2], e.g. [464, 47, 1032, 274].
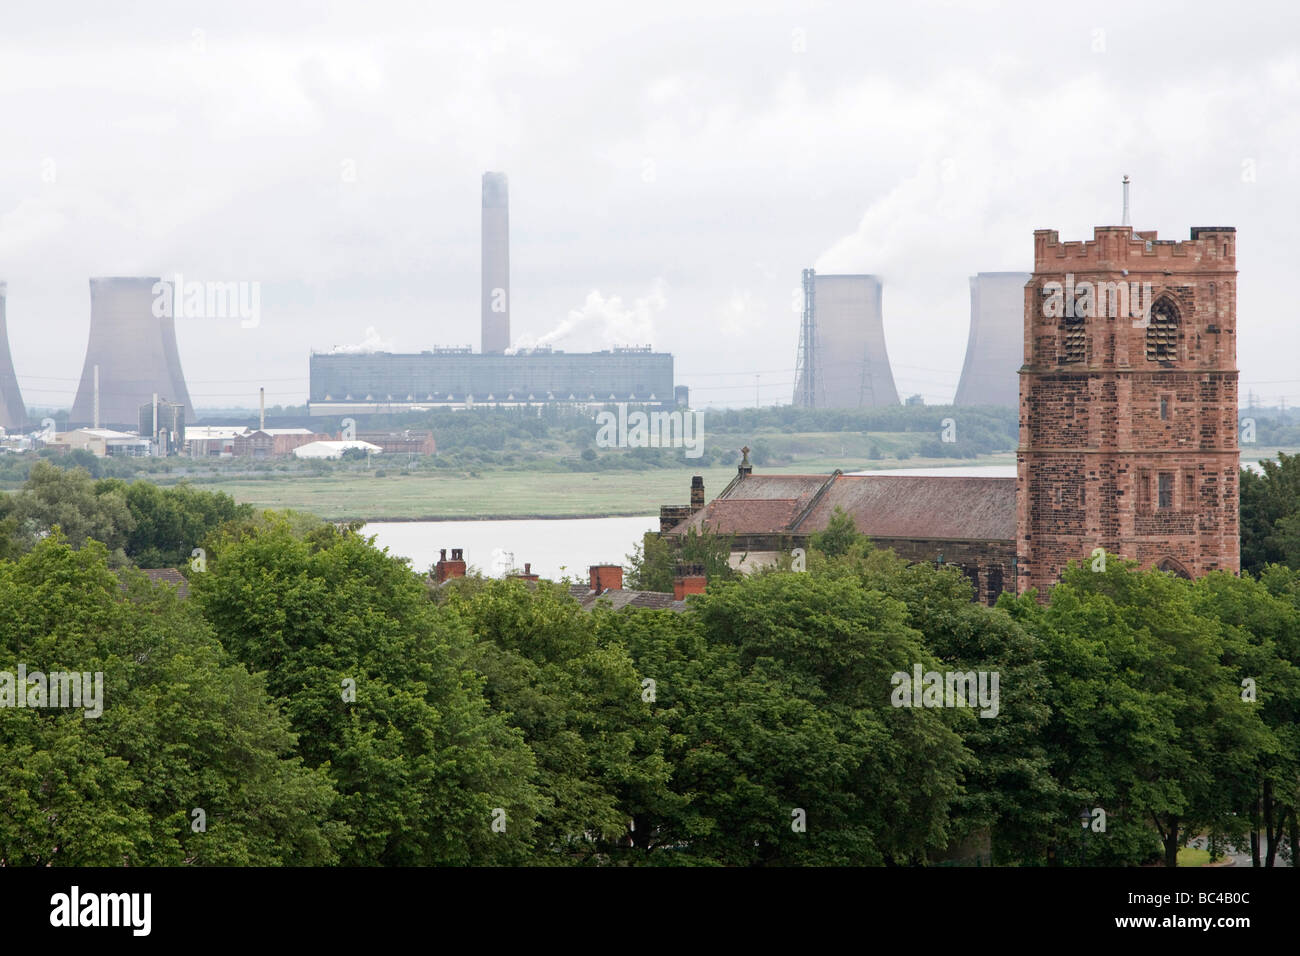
[292, 440, 382, 460]
[61, 428, 152, 457]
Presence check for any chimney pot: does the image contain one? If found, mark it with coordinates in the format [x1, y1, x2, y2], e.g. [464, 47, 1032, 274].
[673, 562, 707, 600]
[434, 546, 467, 583]
[738, 446, 752, 477]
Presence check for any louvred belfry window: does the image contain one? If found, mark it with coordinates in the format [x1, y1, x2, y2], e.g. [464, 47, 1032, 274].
[1062, 314, 1086, 364]
[1146, 298, 1179, 362]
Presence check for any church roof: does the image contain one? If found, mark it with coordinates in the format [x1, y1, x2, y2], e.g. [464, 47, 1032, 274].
[667, 472, 1016, 543]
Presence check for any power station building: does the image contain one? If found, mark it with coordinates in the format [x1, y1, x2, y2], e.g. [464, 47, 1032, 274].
[70, 278, 195, 428]
[793, 271, 899, 409]
[0, 283, 27, 431]
[308, 172, 678, 414]
[308, 347, 675, 414]
[954, 272, 1030, 407]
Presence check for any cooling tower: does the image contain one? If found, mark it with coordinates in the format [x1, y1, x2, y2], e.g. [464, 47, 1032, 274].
[953, 271, 1031, 407]
[481, 172, 510, 354]
[794, 273, 899, 408]
[69, 277, 194, 428]
[0, 284, 27, 431]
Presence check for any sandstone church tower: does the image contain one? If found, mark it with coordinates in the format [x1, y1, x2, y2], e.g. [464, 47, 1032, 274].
[1016, 224, 1239, 596]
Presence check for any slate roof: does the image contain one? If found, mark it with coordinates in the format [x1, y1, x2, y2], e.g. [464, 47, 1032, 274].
[800, 475, 1017, 541]
[567, 584, 689, 613]
[687, 498, 802, 535]
[666, 472, 1016, 543]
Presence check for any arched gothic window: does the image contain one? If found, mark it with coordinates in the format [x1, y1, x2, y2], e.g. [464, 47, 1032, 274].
[1155, 556, 1191, 579]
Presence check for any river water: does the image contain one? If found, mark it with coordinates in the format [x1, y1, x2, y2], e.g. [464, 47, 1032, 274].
[363, 459, 1269, 580]
[361, 515, 660, 581]
[361, 465, 1015, 580]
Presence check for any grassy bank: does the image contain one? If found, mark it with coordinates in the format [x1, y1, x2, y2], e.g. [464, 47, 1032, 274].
[185, 444, 1298, 520]
[189, 453, 1020, 520]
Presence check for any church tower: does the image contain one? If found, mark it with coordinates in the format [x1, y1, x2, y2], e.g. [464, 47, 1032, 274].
[1016, 224, 1239, 596]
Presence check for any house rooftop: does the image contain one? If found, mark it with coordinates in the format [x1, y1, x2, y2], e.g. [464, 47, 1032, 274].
[567, 584, 689, 613]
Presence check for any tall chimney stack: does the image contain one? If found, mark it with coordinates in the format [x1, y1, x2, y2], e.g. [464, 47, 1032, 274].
[690, 475, 705, 511]
[481, 172, 510, 354]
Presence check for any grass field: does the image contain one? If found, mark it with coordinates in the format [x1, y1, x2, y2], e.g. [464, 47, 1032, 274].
[192, 453, 1019, 520]
[10, 438, 1293, 520]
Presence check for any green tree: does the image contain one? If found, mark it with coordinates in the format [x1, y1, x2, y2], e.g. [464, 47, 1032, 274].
[808, 506, 865, 559]
[1006, 560, 1271, 867]
[604, 572, 971, 865]
[1240, 452, 1300, 575]
[111, 480, 253, 567]
[451, 579, 673, 862]
[7, 461, 134, 563]
[1193, 567, 1300, 866]
[823, 549, 1059, 865]
[625, 526, 737, 593]
[190, 518, 543, 864]
[0, 534, 344, 865]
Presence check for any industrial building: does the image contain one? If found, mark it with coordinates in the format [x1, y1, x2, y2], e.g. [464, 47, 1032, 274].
[293, 440, 383, 460]
[138, 397, 187, 455]
[310, 173, 677, 415]
[793, 271, 899, 408]
[70, 277, 195, 428]
[60, 428, 152, 458]
[309, 347, 675, 414]
[953, 272, 1031, 407]
[0, 283, 26, 431]
[184, 425, 326, 458]
[356, 429, 436, 455]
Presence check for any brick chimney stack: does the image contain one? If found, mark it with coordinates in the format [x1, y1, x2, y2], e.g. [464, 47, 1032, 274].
[509, 561, 539, 582]
[434, 547, 467, 583]
[589, 564, 623, 593]
[690, 475, 705, 511]
[673, 563, 707, 600]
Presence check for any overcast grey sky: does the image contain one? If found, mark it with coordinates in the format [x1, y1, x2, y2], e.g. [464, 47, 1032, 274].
[1, 0, 1296, 410]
